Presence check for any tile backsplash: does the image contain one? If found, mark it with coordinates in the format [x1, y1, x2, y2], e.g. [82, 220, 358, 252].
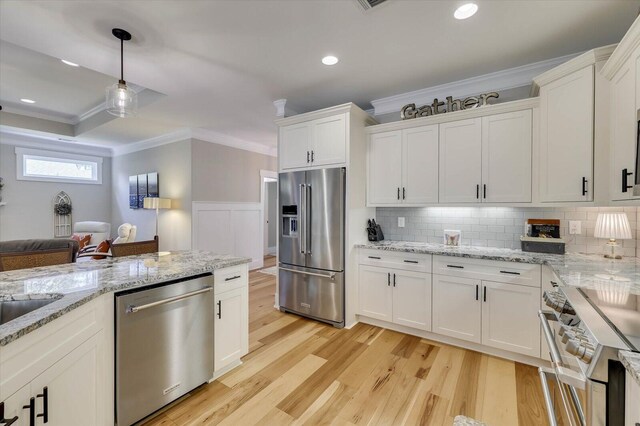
[375, 207, 639, 257]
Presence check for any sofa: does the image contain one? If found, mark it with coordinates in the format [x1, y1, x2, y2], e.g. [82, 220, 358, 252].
[0, 239, 80, 271]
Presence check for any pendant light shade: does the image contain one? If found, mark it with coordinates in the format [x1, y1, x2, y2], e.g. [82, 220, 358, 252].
[106, 28, 137, 118]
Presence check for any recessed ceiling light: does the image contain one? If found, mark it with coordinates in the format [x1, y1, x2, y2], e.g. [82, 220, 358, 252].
[20, 98, 36, 104]
[454, 3, 478, 20]
[322, 55, 339, 66]
[61, 59, 79, 67]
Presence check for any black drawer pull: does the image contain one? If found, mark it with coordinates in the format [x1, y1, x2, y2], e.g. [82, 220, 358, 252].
[550, 280, 558, 287]
[446, 265, 464, 269]
[23, 398, 35, 426]
[387, 273, 390, 286]
[582, 177, 588, 196]
[0, 402, 19, 426]
[499, 270, 520, 275]
[393, 273, 396, 287]
[368, 256, 381, 260]
[475, 284, 479, 301]
[36, 387, 48, 423]
[225, 275, 241, 281]
[403, 260, 419, 264]
[217, 300, 222, 319]
[483, 287, 487, 302]
[622, 168, 633, 193]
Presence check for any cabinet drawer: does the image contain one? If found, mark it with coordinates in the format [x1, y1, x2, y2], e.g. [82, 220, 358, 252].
[359, 249, 431, 273]
[214, 264, 248, 294]
[433, 255, 541, 288]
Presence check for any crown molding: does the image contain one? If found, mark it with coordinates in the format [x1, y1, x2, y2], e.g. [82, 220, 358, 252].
[191, 128, 277, 157]
[602, 15, 640, 79]
[0, 125, 112, 157]
[369, 52, 580, 116]
[111, 128, 192, 156]
[275, 102, 373, 127]
[1, 104, 77, 125]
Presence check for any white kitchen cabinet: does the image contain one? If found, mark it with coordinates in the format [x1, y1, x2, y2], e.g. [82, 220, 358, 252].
[358, 265, 394, 322]
[481, 281, 541, 357]
[539, 65, 594, 202]
[626, 371, 640, 426]
[214, 286, 248, 373]
[1, 386, 30, 426]
[367, 131, 403, 205]
[402, 125, 439, 204]
[392, 269, 431, 331]
[279, 113, 347, 170]
[439, 118, 482, 203]
[481, 110, 532, 203]
[432, 274, 482, 343]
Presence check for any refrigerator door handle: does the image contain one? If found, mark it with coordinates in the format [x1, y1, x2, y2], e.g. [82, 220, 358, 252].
[279, 267, 336, 280]
[299, 183, 306, 254]
[306, 184, 312, 255]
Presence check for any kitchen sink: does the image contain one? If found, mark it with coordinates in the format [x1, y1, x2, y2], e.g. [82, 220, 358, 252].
[0, 298, 56, 325]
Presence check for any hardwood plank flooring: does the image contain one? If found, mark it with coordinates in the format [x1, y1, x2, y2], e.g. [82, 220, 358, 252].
[144, 255, 549, 426]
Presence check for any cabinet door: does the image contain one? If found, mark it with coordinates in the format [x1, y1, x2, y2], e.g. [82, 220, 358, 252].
[539, 65, 594, 202]
[481, 281, 541, 357]
[439, 118, 482, 203]
[432, 274, 481, 343]
[280, 123, 311, 170]
[215, 286, 248, 372]
[311, 114, 347, 167]
[403, 125, 439, 204]
[29, 334, 102, 426]
[0, 385, 31, 426]
[368, 131, 403, 205]
[358, 265, 393, 321]
[626, 370, 640, 426]
[482, 110, 532, 203]
[392, 270, 431, 331]
[610, 58, 637, 201]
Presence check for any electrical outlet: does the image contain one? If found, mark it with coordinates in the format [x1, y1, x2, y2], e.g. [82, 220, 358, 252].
[569, 220, 582, 235]
[398, 217, 405, 228]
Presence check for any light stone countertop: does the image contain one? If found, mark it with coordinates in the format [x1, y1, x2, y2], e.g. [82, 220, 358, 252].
[0, 250, 250, 346]
[619, 351, 640, 387]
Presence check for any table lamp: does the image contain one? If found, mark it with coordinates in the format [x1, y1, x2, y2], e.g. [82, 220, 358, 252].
[594, 213, 632, 259]
[143, 197, 172, 240]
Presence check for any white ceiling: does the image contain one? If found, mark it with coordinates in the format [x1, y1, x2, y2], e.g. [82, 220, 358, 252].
[0, 0, 638, 151]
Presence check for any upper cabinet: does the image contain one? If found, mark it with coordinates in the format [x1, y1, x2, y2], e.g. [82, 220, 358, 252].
[439, 118, 482, 203]
[368, 130, 403, 205]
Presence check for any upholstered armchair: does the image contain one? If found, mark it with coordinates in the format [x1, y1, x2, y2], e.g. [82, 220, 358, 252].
[73, 221, 111, 258]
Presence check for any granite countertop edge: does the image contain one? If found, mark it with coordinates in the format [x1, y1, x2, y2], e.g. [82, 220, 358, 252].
[619, 350, 640, 387]
[0, 252, 251, 347]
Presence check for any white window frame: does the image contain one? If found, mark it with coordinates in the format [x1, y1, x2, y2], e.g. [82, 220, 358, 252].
[16, 147, 103, 185]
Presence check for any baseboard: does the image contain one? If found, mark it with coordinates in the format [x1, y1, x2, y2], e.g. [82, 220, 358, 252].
[357, 315, 548, 368]
[210, 359, 243, 381]
[267, 246, 276, 256]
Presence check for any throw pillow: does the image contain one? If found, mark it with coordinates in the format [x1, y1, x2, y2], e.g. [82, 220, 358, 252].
[72, 234, 92, 250]
[92, 240, 111, 260]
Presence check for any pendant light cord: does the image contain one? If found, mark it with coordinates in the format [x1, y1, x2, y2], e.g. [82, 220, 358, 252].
[120, 38, 124, 82]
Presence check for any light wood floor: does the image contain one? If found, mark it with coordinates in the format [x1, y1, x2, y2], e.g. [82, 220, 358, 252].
[143, 255, 549, 426]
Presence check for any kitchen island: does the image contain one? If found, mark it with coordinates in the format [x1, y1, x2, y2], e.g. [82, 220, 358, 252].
[0, 250, 250, 425]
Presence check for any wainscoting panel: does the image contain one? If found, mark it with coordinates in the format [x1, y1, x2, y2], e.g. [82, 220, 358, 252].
[192, 202, 263, 270]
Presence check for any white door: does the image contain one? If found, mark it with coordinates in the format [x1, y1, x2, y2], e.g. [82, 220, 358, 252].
[215, 287, 248, 372]
[392, 270, 431, 331]
[610, 59, 637, 201]
[481, 281, 541, 357]
[432, 274, 481, 343]
[481, 110, 532, 203]
[368, 131, 403, 205]
[439, 118, 482, 203]
[29, 334, 102, 426]
[1, 385, 31, 426]
[358, 265, 393, 321]
[403, 125, 439, 204]
[280, 123, 311, 170]
[311, 114, 347, 167]
[539, 65, 594, 202]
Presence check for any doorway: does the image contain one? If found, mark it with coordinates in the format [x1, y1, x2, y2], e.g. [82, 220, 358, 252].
[260, 170, 278, 259]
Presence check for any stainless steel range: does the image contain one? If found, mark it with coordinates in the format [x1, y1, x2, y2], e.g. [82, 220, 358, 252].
[540, 285, 636, 426]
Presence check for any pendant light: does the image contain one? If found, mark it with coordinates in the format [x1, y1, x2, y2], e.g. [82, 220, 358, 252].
[106, 28, 137, 117]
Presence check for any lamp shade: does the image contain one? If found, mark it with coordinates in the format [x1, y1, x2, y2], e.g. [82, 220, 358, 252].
[143, 197, 172, 210]
[594, 213, 632, 240]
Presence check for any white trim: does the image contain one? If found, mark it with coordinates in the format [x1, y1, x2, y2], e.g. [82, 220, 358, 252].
[260, 170, 278, 258]
[191, 128, 277, 157]
[602, 15, 640, 79]
[0, 127, 113, 157]
[15, 146, 103, 185]
[111, 128, 192, 156]
[75, 101, 109, 123]
[369, 52, 580, 116]
[1, 104, 76, 125]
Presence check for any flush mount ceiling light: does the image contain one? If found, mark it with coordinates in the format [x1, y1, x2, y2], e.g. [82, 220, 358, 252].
[106, 28, 137, 118]
[322, 55, 339, 66]
[20, 98, 36, 104]
[61, 59, 79, 67]
[454, 3, 478, 19]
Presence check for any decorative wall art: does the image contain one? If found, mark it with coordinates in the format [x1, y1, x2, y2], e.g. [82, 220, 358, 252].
[129, 172, 159, 209]
[53, 191, 73, 237]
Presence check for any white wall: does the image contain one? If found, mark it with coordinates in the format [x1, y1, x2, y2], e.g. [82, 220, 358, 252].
[0, 143, 112, 241]
[111, 140, 192, 251]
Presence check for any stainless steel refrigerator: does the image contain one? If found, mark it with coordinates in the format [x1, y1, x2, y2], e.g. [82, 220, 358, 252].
[279, 167, 345, 327]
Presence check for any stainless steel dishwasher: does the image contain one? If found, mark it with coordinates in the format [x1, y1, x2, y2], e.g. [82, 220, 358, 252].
[115, 274, 214, 426]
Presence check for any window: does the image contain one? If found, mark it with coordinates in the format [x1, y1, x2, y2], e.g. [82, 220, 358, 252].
[16, 147, 103, 184]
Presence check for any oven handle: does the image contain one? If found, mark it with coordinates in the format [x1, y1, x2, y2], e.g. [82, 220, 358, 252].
[126, 287, 213, 313]
[539, 366, 585, 426]
[538, 367, 559, 426]
[279, 267, 336, 280]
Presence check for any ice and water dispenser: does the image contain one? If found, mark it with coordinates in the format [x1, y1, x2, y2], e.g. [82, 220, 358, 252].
[282, 205, 298, 238]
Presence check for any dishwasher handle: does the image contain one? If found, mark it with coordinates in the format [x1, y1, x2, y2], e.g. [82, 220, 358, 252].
[126, 287, 213, 313]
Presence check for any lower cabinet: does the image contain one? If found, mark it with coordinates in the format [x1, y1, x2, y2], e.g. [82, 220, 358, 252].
[626, 371, 640, 426]
[358, 265, 431, 331]
[432, 275, 482, 343]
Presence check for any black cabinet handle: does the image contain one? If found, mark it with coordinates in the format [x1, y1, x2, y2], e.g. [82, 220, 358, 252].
[387, 272, 390, 286]
[225, 275, 241, 282]
[475, 284, 479, 301]
[446, 264, 464, 269]
[476, 184, 479, 199]
[622, 168, 633, 193]
[368, 256, 381, 260]
[403, 260, 418, 264]
[582, 177, 588, 196]
[311, 150, 314, 162]
[217, 300, 222, 319]
[306, 151, 310, 163]
[483, 287, 487, 302]
[36, 387, 48, 423]
[483, 184, 486, 199]
[23, 398, 35, 426]
[397, 188, 400, 200]
[393, 273, 396, 287]
[402, 187, 406, 200]
[0, 402, 19, 426]
[550, 280, 558, 288]
[499, 270, 520, 275]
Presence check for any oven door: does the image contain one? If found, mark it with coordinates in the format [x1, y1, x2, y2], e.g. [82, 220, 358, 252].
[539, 311, 588, 426]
